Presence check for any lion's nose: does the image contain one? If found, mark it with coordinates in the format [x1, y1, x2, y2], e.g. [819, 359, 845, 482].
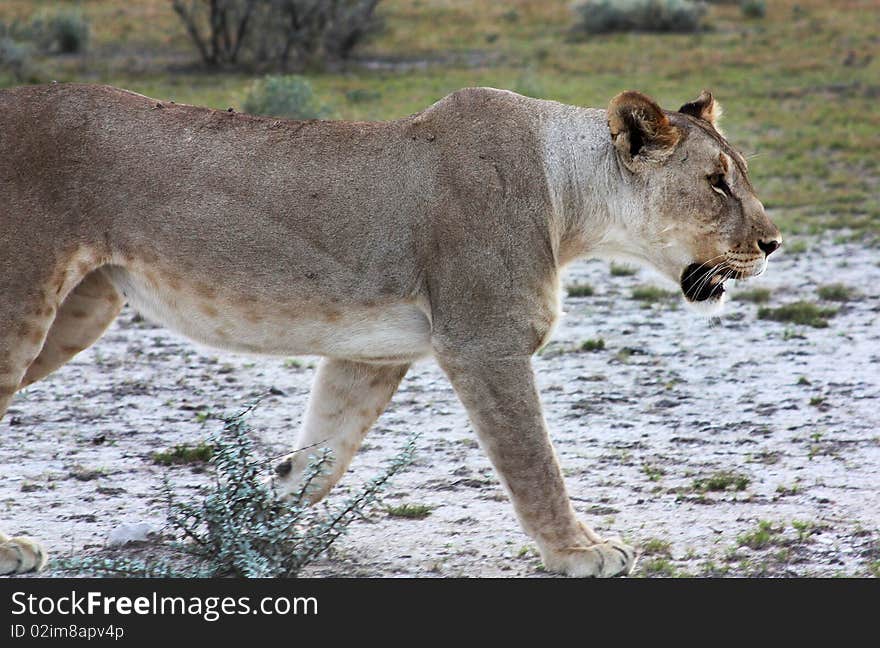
[757, 239, 780, 256]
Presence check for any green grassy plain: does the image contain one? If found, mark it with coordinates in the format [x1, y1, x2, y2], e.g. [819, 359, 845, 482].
[2, 0, 877, 239]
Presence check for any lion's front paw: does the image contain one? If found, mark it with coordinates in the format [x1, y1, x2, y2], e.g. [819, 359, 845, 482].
[267, 451, 337, 504]
[0, 532, 48, 575]
[267, 454, 307, 501]
[540, 538, 637, 578]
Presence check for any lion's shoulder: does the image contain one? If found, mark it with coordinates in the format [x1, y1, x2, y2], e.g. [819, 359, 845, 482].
[417, 86, 537, 120]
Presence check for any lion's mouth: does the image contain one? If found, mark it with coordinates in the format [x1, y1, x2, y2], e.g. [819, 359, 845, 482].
[680, 263, 729, 302]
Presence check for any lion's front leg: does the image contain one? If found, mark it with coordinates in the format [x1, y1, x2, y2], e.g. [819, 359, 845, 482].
[438, 354, 636, 577]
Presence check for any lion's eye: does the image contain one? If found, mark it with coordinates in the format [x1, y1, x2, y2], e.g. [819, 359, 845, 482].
[707, 172, 730, 196]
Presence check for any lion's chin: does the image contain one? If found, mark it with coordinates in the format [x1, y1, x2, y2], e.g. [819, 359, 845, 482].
[678, 261, 731, 315]
[680, 262, 729, 303]
[683, 291, 727, 316]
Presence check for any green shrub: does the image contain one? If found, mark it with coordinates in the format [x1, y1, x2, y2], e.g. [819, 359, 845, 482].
[740, 0, 767, 19]
[56, 404, 416, 577]
[32, 9, 90, 54]
[0, 18, 32, 43]
[242, 75, 331, 120]
[570, 0, 707, 36]
[0, 36, 30, 82]
[0, 20, 39, 83]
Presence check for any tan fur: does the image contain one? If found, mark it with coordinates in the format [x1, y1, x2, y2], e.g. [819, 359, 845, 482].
[0, 531, 46, 574]
[21, 269, 124, 387]
[0, 84, 780, 576]
[679, 89, 723, 131]
[608, 91, 682, 166]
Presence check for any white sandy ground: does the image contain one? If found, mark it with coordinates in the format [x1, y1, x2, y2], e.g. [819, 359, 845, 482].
[2, 235, 878, 577]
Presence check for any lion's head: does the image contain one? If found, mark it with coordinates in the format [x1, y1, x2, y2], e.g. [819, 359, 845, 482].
[606, 90, 781, 310]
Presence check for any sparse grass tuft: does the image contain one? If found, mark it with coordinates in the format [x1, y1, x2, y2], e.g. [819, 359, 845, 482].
[567, 282, 595, 297]
[700, 560, 730, 577]
[738, 520, 784, 549]
[758, 301, 838, 328]
[816, 283, 857, 302]
[516, 545, 538, 559]
[641, 537, 672, 557]
[640, 557, 678, 577]
[784, 240, 809, 256]
[386, 503, 433, 519]
[152, 443, 214, 466]
[580, 338, 605, 352]
[791, 520, 817, 543]
[610, 263, 638, 277]
[641, 464, 666, 482]
[693, 470, 750, 493]
[734, 287, 772, 304]
[631, 285, 675, 303]
[775, 481, 801, 497]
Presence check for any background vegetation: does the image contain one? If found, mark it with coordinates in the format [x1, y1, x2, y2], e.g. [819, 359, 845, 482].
[1, 0, 876, 241]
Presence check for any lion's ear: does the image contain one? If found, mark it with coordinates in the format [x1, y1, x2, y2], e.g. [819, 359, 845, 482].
[607, 91, 681, 168]
[679, 90, 723, 128]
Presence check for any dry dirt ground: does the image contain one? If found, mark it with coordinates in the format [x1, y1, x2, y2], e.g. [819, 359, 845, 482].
[2, 236, 878, 578]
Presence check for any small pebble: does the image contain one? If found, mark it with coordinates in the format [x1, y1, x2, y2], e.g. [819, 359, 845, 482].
[107, 522, 156, 547]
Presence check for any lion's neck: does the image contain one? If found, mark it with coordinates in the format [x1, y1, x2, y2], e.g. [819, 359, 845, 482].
[539, 104, 642, 268]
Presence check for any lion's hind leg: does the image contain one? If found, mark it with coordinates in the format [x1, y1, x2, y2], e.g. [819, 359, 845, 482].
[0, 263, 55, 574]
[0, 259, 118, 575]
[0, 532, 47, 575]
[0, 288, 54, 575]
[20, 268, 124, 388]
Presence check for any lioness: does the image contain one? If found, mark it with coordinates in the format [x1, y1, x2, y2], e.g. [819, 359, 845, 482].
[0, 84, 779, 577]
